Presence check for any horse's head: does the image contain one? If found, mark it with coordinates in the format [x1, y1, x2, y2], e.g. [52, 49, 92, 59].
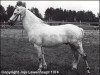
[8, 6, 26, 26]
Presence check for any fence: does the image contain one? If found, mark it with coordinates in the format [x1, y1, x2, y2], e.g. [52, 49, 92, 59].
[0, 21, 99, 25]
[45, 21, 99, 26]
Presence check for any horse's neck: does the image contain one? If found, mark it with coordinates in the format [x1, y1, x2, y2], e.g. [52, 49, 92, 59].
[22, 10, 43, 32]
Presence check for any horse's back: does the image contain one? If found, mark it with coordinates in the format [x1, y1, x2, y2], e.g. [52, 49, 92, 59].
[58, 24, 84, 42]
[42, 24, 84, 43]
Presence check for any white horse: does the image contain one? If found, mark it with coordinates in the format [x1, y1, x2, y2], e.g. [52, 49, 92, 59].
[8, 6, 90, 74]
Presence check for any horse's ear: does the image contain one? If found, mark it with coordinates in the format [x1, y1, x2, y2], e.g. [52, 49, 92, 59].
[32, 10, 35, 14]
[15, 5, 19, 9]
[15, 5, 17, 8]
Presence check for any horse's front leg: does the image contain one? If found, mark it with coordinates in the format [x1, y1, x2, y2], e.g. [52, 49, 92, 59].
[34, 44, 47, 71]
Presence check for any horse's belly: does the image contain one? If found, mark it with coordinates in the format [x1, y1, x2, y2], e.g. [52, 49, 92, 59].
[42, 41, 63, 47]
[42, 36, 67, 47]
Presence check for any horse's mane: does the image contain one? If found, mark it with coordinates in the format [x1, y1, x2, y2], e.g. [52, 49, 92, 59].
[27, 9, 45, 24]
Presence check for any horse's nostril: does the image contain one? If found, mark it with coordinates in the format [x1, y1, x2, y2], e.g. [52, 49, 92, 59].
[8, 20, 11, 23]
[8, 20, 13, 26]
[8, 20, 12, 22]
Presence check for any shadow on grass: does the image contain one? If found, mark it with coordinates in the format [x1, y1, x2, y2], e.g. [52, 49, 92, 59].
[1, 61, 84, 75]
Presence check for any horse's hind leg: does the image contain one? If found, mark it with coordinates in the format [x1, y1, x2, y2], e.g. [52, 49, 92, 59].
[41, 47, 47, 69]
[76, 41, 90, 74]
[69, 43, 81, 70]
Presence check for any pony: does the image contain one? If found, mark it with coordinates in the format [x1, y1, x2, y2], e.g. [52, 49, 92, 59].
[8, 6, 90, 74]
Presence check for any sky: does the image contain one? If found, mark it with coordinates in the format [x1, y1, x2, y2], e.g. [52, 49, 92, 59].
[1, 0, 99, 17]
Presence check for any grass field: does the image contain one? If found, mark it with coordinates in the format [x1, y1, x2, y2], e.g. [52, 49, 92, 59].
[0, 29, 100, 75]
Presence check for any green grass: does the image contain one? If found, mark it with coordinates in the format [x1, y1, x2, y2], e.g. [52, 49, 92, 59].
[0, 29, 99, 75]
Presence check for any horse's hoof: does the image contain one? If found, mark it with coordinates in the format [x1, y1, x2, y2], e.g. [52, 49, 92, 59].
[86, 67, 90, 75]
[37, 69, 42, 72]
[71, 67, 77, 71]
[43, 65, 47, 69]
[86, 70, 90, 75]
[86, 73, 90, 75]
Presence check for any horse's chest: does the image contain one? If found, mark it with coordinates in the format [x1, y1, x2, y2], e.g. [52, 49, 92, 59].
[28, 32, 42, 45]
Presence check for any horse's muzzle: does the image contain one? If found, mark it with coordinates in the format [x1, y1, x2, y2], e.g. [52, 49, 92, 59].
[8, 20, 14, 26]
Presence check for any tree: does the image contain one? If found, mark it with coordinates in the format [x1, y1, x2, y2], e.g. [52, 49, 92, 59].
[97, 13, 100, 19]
[6, 5, 15, 21]
[30, 7, 43, 19]
[45, 7, 65, 21]
[76, 11, 85, 22]
[66, 10, 76, 22]
[0, 5, 5, 22]
[53, 8, 64, 21]
[16, 1, 26, 7]
[84, 11, 96, 22]
[44, 7, 54, 21]
[44, 7, 97, 23]
[96, 12, 100, 22]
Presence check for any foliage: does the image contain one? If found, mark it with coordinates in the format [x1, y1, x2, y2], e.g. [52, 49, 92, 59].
[16, 1, 26, 8]
[0, 5, 15, 22]
[45, 7, 54, 21]
[30, 7, 43, 19]
[6, 5, 15, 21]
[0, 5, 6, 22]
[44, 7, 99, 23]
[0, 3, 99, 26]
